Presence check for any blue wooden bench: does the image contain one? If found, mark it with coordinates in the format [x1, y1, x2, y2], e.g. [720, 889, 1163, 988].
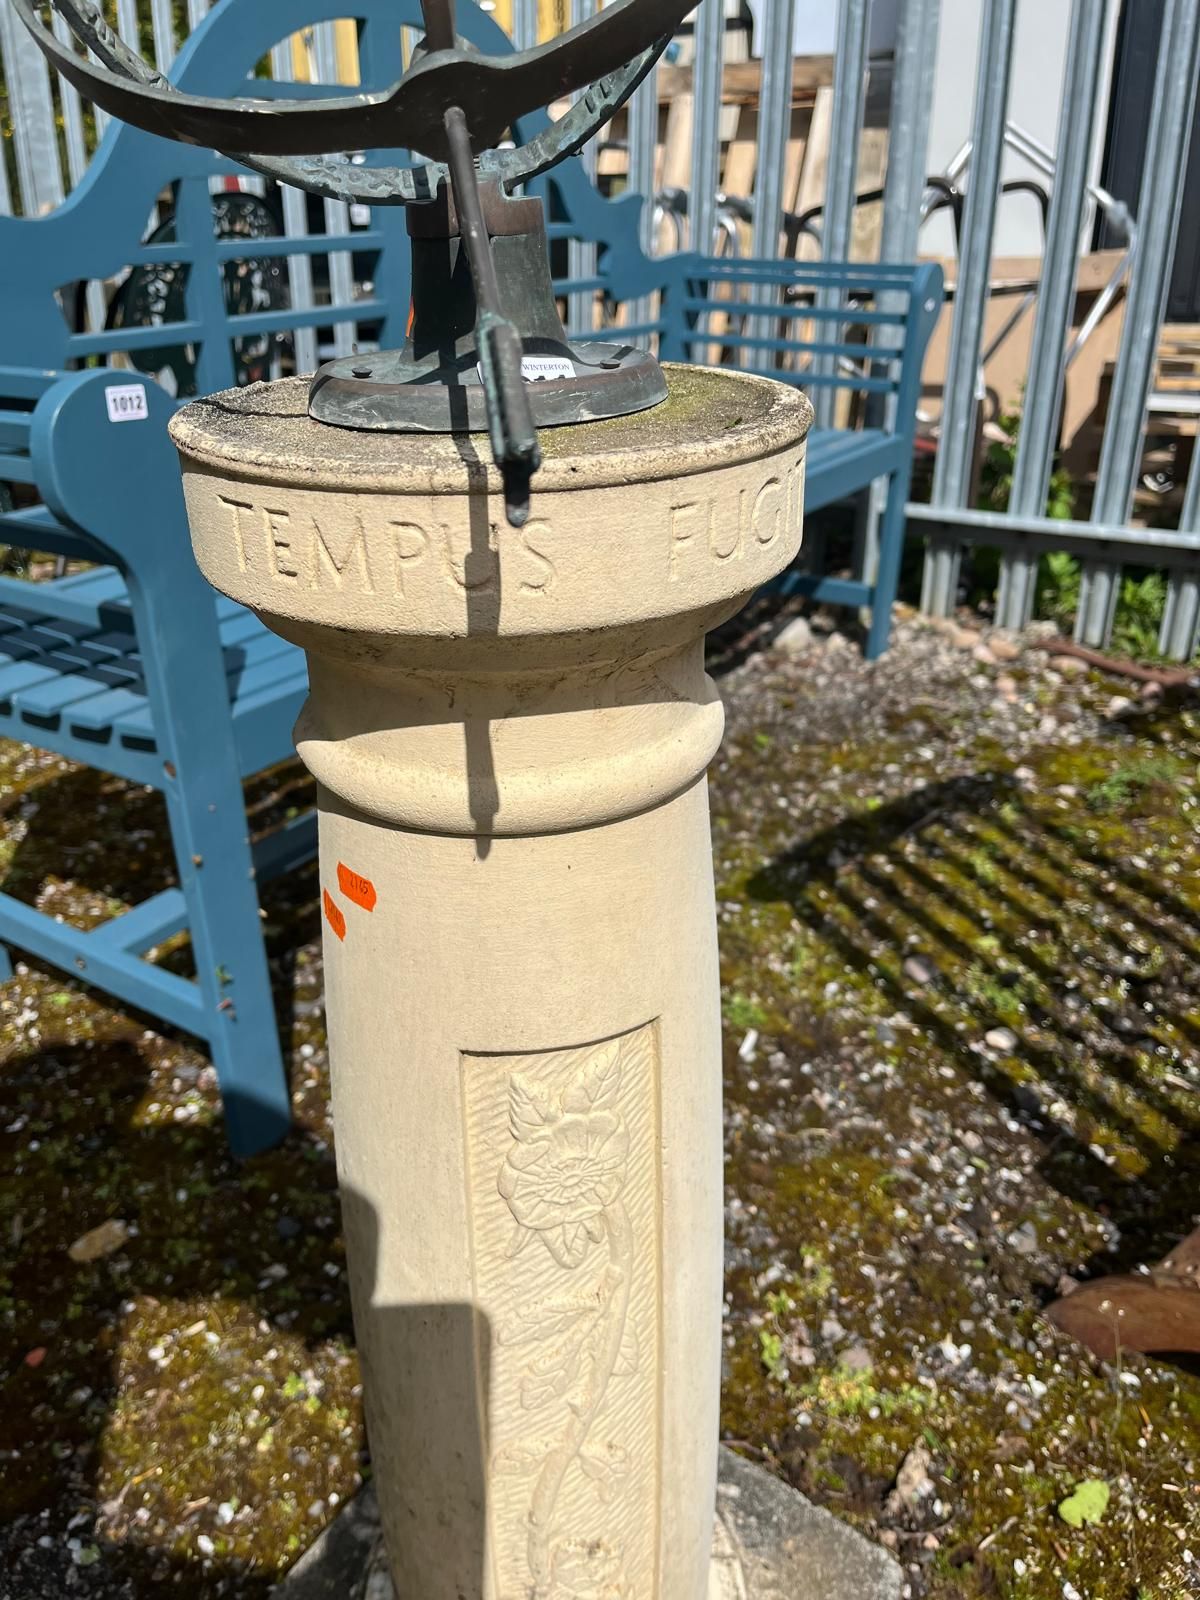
[0, 0, 939, 1154]
[650, 254, 942, 660]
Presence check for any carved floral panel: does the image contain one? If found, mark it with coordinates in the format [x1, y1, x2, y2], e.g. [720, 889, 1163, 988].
[462, 1024, 660, 1600]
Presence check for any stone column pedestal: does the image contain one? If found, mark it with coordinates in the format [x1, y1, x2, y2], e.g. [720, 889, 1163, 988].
[171, 367, 811, 1600]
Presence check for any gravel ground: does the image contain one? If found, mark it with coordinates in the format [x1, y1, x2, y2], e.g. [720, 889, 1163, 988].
[1, 606, 1198, 1599]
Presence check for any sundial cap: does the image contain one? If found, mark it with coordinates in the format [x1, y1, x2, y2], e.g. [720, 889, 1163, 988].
[13, 0, 696, 524]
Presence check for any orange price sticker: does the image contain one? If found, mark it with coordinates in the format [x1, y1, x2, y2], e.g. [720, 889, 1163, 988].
[322, 887, 347, 941]
[337, 862, 377, 912]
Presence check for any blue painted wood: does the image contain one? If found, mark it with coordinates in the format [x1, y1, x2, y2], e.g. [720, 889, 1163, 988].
[0, 0, 942, 1152]
[30, 370, 296, 1154]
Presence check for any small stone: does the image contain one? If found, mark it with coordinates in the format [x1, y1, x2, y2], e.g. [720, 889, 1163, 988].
[996, 674, 1018, 696]
[842, 1342, 873, 1372]
[1007, 1221, 1038, 1256]
[1050, 654, 1087, 676]
[950, 626, 982, 649]
[773, 616, 813, 655]
[276, 1216, 302, 1240]
[1106, 695, 1134, 717]
[972, 643, 997, 665]
[984, 1027, 1018, 1053]
[67, 1218, 130, 1263]
[902, 955, 935, 985]
[884, 1442, 935, 1518]
[197, 1534, 215, 1557]
[823, 630, 852, 654]
[988, 636, 1021, 661]
[1140, 679, 1164, 701]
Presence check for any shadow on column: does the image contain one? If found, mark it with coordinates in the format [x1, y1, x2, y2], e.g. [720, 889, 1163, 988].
[333, 1185, 493, 1600]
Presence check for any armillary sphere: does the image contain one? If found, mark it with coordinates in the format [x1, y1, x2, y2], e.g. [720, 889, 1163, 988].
[13, 0, 695, 524]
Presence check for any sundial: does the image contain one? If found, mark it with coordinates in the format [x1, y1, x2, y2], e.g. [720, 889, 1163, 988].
[14, 0, 693, 524]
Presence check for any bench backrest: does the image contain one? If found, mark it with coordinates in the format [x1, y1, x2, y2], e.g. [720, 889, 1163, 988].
[0, 0, 941, 449]
[0, 0, 650, 390]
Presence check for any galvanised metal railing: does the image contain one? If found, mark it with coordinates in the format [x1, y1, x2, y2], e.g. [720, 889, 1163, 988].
[910, 0, 1200, 659]
[4, 0, 1199, 657]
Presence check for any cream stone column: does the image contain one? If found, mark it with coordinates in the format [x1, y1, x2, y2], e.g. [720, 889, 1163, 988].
[171, 366, 811, 1600]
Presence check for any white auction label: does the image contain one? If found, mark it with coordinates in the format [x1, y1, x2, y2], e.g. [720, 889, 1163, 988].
[476, 355, 576, 386]
[519, 355, 575, 382]
[105, 383, 149, 423]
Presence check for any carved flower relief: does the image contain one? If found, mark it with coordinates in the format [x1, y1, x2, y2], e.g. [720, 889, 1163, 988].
[551, 1537, 626, 1600]
[493, 1040, 637, 1600]
[498, 1044, 629, 1269]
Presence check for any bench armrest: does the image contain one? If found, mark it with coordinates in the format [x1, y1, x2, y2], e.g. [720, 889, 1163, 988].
[28, 368, 193, 575]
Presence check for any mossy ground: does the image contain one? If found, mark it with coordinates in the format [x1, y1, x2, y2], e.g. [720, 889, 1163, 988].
[1, 610, 1198, 1596]
[712, 609, 1200, 1600]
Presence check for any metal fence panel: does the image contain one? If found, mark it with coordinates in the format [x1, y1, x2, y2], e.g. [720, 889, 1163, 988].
[310, 21, 358, 361]
[566, 0, 599, 336]
[689, 0, 725, 260]
[921, 0, 1018, 617]
[1078, 0, 1200, 645]
[269, 38, 320, 377]
[747, 0, 797, 356]
[0, 0, 65, 215]
[995, 0, 1107, 631]
[811, 0, 869, 430]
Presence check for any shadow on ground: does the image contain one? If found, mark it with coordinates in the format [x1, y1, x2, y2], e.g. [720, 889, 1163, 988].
[747, 767, 1200, 1277]
[0, 751, 354, 1596]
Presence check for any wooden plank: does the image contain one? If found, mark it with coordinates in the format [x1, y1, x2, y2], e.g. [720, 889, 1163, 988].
[721, 105, 759, 208]
[658, 57, 834, 107]
[852, 123, 889, 262]
[790, 87, 832, 262]
[657, 83, 694, 226]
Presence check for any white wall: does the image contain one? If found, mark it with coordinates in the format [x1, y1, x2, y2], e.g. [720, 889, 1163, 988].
[922, 0, 1121, 260]
[744, 0, 900, 62]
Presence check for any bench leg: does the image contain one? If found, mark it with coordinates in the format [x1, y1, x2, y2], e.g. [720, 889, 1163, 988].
[0, 944, 12, 984]
[27, 367, 292, 1155]
[165, 764, 293, 1157]
[865, 470, 908, 662]
[127, 580, 292, 1157]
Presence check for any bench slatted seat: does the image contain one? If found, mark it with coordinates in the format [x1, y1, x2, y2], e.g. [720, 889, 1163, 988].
[1, 0, 940, 1154]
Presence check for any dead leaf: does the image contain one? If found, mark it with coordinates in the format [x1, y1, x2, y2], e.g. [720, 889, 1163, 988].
[1160, 1223, 1200, 1284]
[1046, 1276, 1200, 1360]
[68, 1218, 130, 1264]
